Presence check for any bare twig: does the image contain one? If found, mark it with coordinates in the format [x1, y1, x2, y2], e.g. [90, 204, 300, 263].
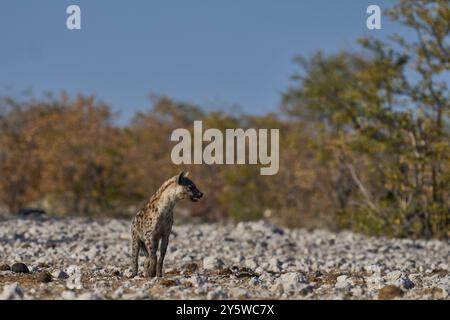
[346, 164, 378, 212]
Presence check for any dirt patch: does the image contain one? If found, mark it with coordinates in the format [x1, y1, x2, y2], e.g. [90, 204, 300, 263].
[158, 279, 178, 287]
[306, 271, 340, 286]
[165, 269, 182, 276]
[422, 287, 445, 298]
[378, 285, 404, 299]
[430, 269, 449, 277]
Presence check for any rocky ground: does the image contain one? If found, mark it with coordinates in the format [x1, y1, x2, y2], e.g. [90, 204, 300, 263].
[0, 216, 448, 300]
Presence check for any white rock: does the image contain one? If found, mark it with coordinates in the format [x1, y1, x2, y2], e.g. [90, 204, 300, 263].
[244, 258, 258, 270]
[112, 287, 124, 298]
[366, 274, 385, 290]
[66, 274, 83, 290]
[77, 292, 101, 300]
[268, 257, 282, 272]
[61, 290, 76, 300]
[386, 270, 402, 282]
[365, 264, 384, 274]
[65, 265, 81, 276]
[123, 269, 135, 278]
[187, 275, 207, 287]
[276, 272, 308, 293]
[335, 275, 352, 289]
[351, 287, 363, 296]
[0, 283, 24, 300]
[228, 287, 248, 298]
[203, 256, 224, 270]
[255, 267, 265, 275]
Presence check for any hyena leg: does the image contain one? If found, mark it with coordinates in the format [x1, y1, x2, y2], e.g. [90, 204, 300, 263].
[144, 238, 158, 278]
[130, 231, 140, 277]
[156, 233, 170, 277]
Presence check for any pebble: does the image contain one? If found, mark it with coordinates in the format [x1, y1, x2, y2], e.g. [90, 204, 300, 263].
[0, 283, 24, 300]
[61, 290, 77, 300]
[11, 262, 29, 273]
[397, 276, 415, 289]
[0, 217, 447, 300]
[276, 272, 308, 293]
[203, 256, 224, 270]
[335, 275, 352, 289]
[56, 271, 70, 280]
[386, 270, 402, 282]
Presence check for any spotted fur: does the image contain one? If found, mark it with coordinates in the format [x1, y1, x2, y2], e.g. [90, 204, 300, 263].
[130, 171, 203, 277]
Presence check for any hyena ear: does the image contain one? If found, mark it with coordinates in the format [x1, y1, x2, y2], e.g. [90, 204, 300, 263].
[176, 171, 189, 184]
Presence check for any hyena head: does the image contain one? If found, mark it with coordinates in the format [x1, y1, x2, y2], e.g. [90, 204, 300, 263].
[174, 171, 203, 202]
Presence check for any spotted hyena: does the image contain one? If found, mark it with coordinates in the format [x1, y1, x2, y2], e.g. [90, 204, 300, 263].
[130, 171, 203, 277]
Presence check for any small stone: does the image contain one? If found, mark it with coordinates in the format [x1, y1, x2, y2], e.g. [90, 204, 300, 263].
[65, 265, 81, 276]
[229, 287, 248, 299]
[386, 270, 402, 282]
[203, 256, 224, 270]
[244, 258, 258, 270]
[61, 291, 76, 299]
[66, 275, 83, 290]
[366, 274, 385, 290]
[335, 275, 351, 289]
[112, 287, 124, 298]
[299, 285, 315, 296]
[77, 292, 101, 300]
[249, 277, 260, 286]
[276, 272, 308, 293]
[57, 271, 70, 280]
[123, 269, 134, 278]
[365, 264, 384, 274]
[255, 267, 264, 275]
[408, 273, 422, 286]
[378, 285, 404, 300]
[271, 283, 284, 294]
[37, 271, 53, 283]
[181, 262, 199, 274]
[184, 275, 207, 287]
[11, 263, 29, 274]
[268, 257, 282, 272]
[0, 264, 11, 271]
[351, 287, 363, 297]
[206, 289, 227, 300]
[0, 283, 24, 300]
[397, 276, 415, 289]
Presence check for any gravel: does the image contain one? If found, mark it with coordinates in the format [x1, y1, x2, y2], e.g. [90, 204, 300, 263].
[0, 217, 448, 300]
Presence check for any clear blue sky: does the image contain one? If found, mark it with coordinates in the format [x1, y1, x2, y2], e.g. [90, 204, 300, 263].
[0, 0, 412, 122]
